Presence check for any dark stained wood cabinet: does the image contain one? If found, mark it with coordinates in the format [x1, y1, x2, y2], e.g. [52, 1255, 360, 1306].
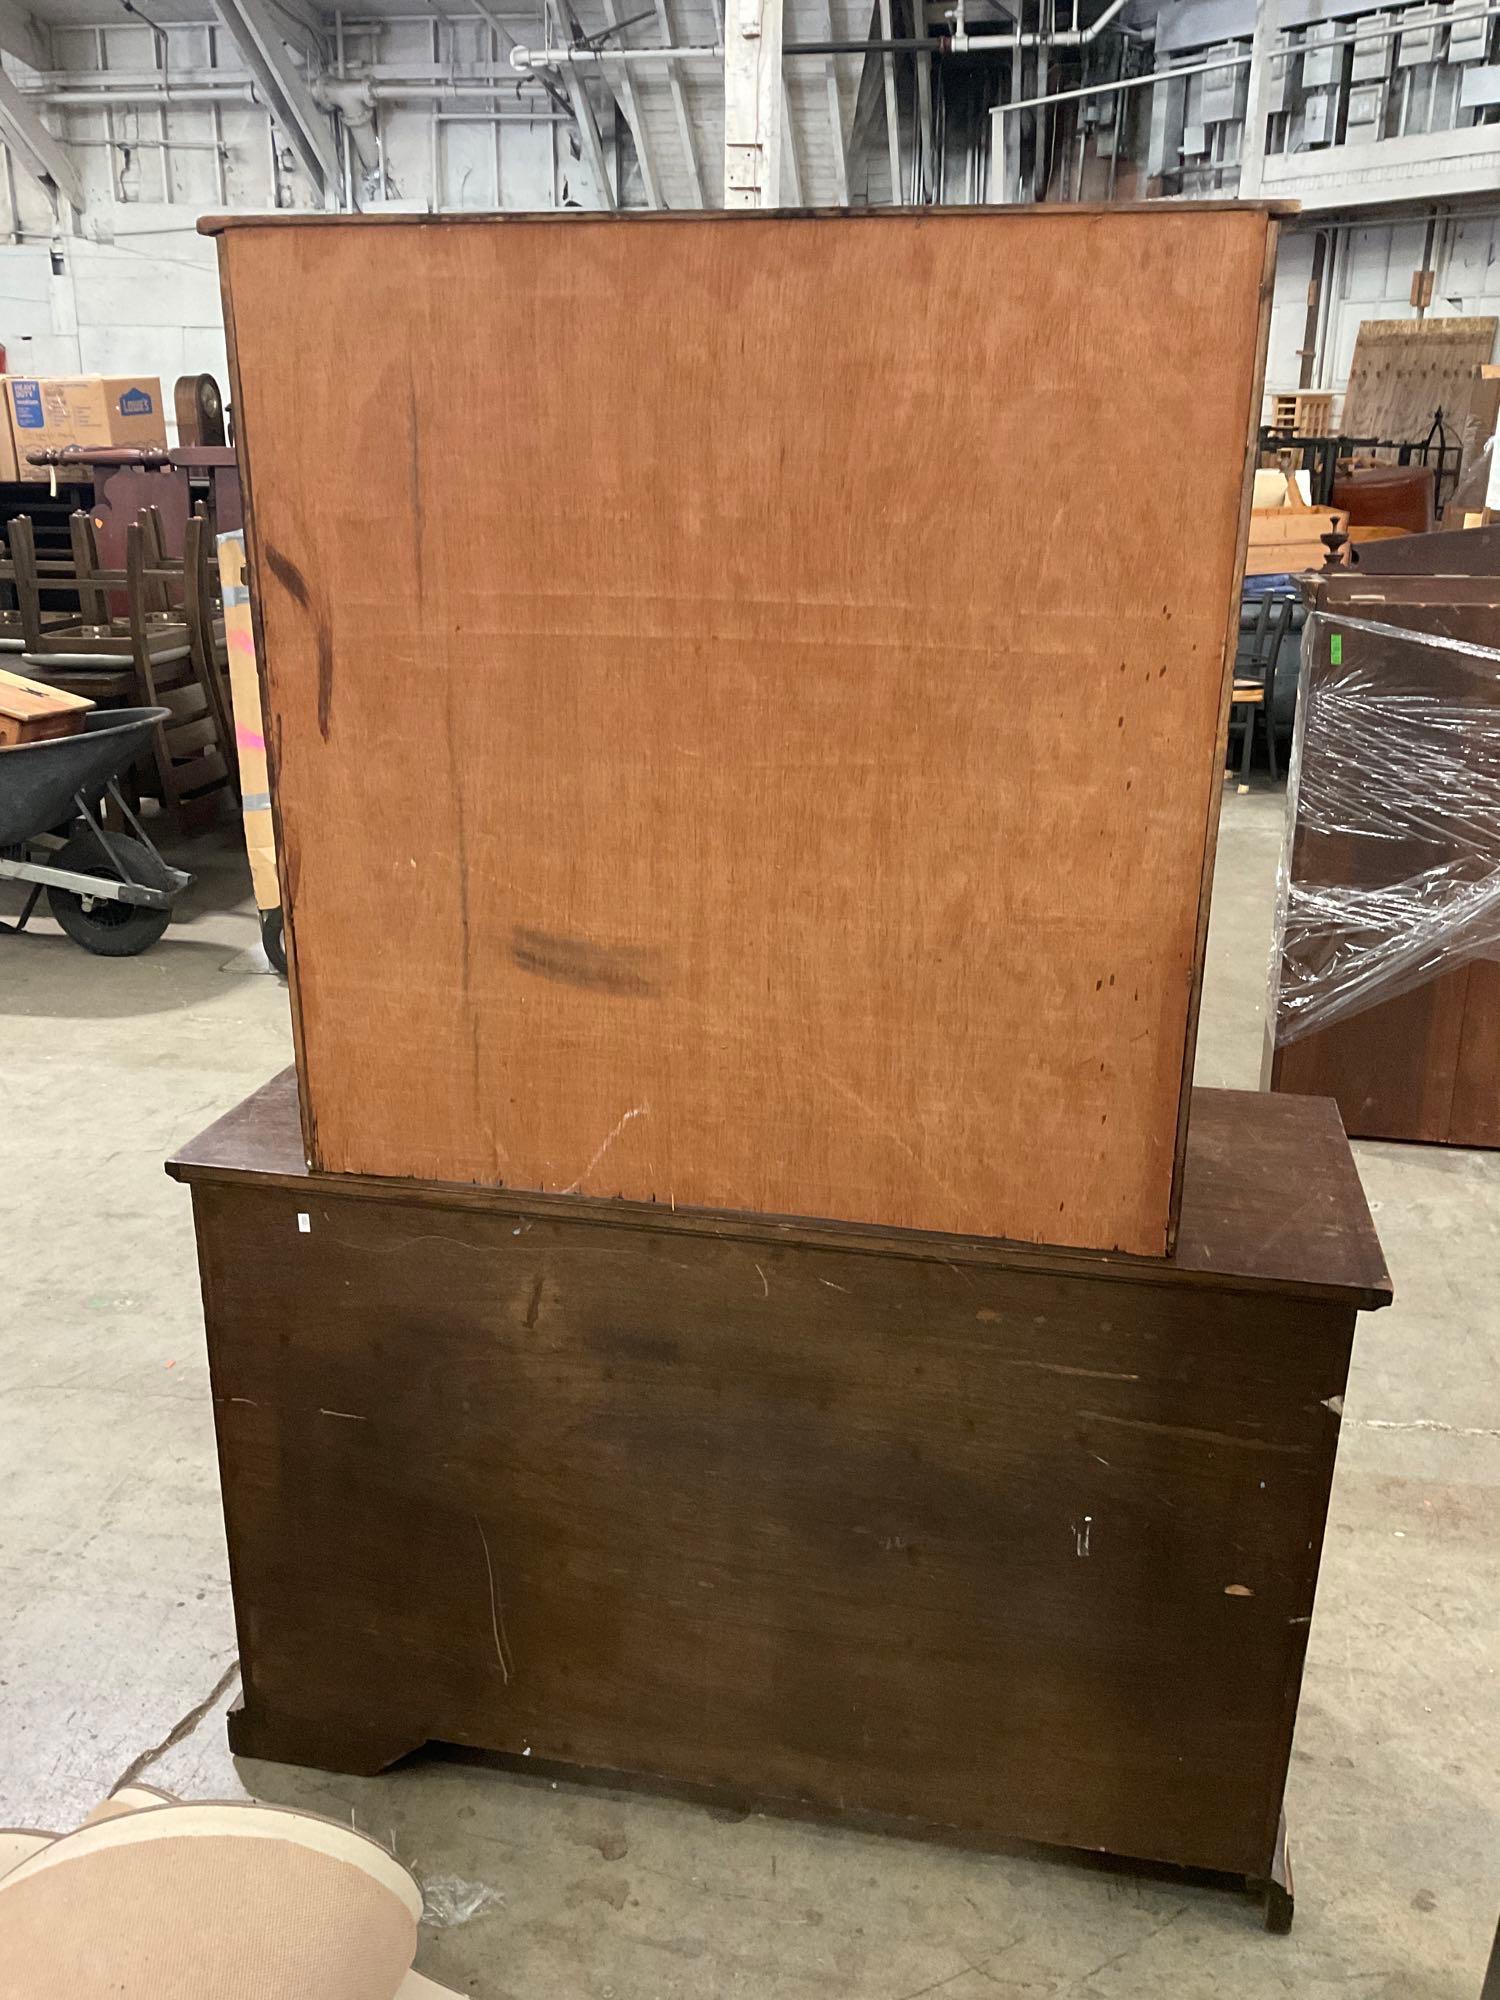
[169, 1072, 1388, 1917]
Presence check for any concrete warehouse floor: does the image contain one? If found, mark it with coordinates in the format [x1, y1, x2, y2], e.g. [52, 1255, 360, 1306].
[2, 786, 1496, 1999]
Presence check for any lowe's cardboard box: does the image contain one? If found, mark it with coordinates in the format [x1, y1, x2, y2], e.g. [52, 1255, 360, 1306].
[2, 375, 167, 477]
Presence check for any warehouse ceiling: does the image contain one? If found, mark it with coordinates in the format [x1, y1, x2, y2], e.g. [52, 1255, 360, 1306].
[2, 0, 915, 206]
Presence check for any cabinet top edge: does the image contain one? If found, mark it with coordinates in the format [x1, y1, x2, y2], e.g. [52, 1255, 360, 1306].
[167, 1069, 1390, 1310]
[200, 201, 1297, 238]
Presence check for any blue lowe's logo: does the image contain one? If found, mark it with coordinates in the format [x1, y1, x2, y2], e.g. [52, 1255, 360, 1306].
[118, 386, 154, 416]
[11, 379, 43, 428]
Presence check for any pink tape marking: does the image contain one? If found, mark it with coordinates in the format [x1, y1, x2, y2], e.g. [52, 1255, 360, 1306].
[237, 725, 265, 751]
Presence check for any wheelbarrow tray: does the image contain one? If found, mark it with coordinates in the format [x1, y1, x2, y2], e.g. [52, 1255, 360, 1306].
[0, 708, 169, 848]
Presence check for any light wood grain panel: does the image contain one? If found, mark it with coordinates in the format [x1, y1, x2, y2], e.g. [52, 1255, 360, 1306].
[217, 208, 1276, 1253]
[1340, 316, 1499, 446]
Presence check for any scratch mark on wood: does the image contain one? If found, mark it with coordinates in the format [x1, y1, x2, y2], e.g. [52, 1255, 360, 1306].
[754, 1261, 769, 1297]
[561, 1104, 650, 1194]
[1080, 1411, 1309, 1455]
[315, 621, 334, 740]
[474, 1513, 513, 1683]
[1026, 1363, 1139, 1382]
[319, 1408, 367, 1421]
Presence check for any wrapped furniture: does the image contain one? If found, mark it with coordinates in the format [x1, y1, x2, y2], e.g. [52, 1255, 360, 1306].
[1267, 559, 1500, 1146]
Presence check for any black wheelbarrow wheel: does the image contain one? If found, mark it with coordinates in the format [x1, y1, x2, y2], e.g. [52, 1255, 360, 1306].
[260, 906, 287, 977]
[47, 831, 173, 957]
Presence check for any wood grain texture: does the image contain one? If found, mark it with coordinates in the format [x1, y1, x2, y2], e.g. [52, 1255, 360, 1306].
[1350, 523, 1500, 576]
[169, 1070, 1393, 1309]
[1340, 316, 1499, 445]
[1449, 959, 1500, 1148]
[1271, 970, 1472, 1144]
[217, 207, 1278, 1254]
[176, 1074, 1383, 1882]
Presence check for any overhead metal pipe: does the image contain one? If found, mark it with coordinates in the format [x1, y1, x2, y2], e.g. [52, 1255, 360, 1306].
[950, 0, 1131, 51]
[509, 41, 720, 64]
[371, 79, 570, 96]
[43, 85, 256, 104]
[999, 48, 1250, 117]
[510, 0, 1142, 70]
[993, 0, 1500, 121]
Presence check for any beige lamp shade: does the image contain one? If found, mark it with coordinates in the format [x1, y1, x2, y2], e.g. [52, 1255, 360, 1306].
[0, 1789, 461, 1999]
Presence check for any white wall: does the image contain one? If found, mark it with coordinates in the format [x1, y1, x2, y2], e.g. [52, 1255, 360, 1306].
[0, 219, 227, 442]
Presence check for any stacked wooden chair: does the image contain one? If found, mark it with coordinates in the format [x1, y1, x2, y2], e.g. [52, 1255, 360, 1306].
[0, 506, 237, 831]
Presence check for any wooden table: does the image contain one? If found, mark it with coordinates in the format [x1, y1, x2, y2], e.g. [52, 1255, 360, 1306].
[169, 1073, 1389, 1930]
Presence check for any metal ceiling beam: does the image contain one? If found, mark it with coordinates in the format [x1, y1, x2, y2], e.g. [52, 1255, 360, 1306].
[545, 0, 616, 207]
[876, 0, 903, 201]
[815, 0, 848, 204]
[780, 76, 802, 201]
[599, 0, 662, 207]
[653, 0, 703, 205]
[909, 0, 932, 200]
[0, 64, 83, 213]
[213, 0, 340, 194]
[724, 0, 783, 205]
[0, 1, 49, 75]
[254, 0, 329, 54]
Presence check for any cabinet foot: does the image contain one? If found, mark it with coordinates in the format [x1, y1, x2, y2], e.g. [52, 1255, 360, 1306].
[227, 1697, 426, 1777]
[1263, 1809, 1295, 1934]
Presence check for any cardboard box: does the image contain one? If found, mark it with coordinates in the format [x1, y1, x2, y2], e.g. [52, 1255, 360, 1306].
[3, 374, 167, 475]
[0, 385, 19, 481]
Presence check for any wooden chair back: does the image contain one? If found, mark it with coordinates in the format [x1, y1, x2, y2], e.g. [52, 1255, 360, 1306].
[124, 518, 233, 825]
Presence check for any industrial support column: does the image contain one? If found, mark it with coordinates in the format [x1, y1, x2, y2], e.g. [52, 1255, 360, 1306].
[1235, 0, 1277, 197]
[724, 0, 784, 205]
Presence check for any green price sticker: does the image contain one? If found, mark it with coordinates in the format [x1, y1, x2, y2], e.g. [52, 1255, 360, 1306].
[1330, 633, 1343, 666]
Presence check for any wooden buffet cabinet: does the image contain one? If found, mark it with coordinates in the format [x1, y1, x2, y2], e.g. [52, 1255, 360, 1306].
[170, 1072, 1388, 1929]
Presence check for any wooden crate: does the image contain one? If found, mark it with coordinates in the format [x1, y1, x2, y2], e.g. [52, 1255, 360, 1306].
[1268, 390, 1334, 438]
[209, 205, 1283, 1257]
[168, 1070, 1389, 1916]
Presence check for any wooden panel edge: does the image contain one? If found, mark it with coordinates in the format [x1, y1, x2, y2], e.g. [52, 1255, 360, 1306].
[198, 200, 1301, 236]
[170, 1157, 1394, 1308]
[1249, 1309, 1358, 1870]
[1166, 210, 1283, 1254]
[217, 236, 318, 1174]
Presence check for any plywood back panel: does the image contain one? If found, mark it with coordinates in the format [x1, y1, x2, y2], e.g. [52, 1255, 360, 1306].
[1340, 316, 1499, 444]
[213, 207, 1277, 1256]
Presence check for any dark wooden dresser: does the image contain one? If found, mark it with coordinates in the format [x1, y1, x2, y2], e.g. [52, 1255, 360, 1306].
[170, 1071, 1388, 1927]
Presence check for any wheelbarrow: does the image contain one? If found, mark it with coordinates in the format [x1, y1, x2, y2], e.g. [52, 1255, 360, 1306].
[0, 707, 192, 955]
